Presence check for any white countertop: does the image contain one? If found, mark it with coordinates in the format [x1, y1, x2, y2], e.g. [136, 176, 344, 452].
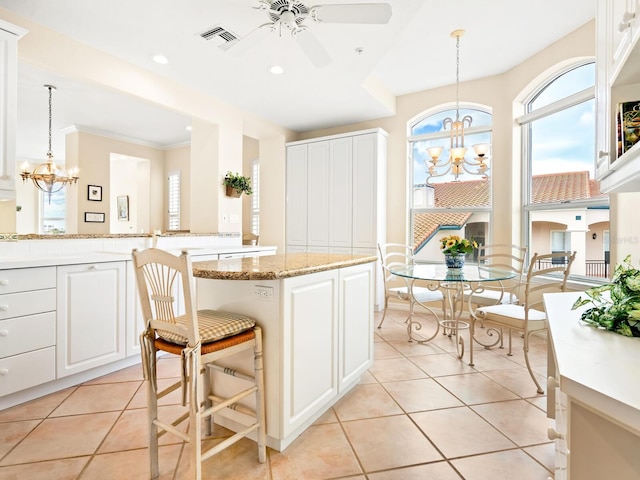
[544, 291, 640, 435]
[0, 245, 277, 269]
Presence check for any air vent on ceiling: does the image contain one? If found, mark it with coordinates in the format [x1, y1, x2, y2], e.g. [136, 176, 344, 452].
[199, 25, 239, 50]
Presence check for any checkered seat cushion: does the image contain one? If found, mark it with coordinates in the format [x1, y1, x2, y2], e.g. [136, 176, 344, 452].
[157, 309, 256, 345]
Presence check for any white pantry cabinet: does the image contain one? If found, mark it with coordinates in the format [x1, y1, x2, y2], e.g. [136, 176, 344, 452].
[0, 20, 27, 201]
[286, 128, 387, 253]
[56, 261, 126, 377]
[596, 0, 640, 192]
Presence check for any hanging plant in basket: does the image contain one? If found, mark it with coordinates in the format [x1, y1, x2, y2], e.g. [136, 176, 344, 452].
[223, 171, 252, 197]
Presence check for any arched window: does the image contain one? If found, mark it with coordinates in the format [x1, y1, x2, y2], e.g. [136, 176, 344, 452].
[518, 61, 609, 279]
[408, 106, 492, 262]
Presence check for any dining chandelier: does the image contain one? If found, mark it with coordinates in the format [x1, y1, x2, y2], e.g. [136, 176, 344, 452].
[20, 84, 79, 203]
[425, 30, 490, 183]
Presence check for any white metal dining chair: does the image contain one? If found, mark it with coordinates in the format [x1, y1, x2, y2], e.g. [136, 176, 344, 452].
[377, 243, 445, 329]
[470, 251, 576, 394]
[132, 248, 266, 479]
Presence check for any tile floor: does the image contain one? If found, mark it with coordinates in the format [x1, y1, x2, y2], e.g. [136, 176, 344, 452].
[0, 309, 555, 479]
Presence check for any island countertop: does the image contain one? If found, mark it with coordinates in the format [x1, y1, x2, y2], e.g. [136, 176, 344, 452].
[192, 252, 378, 280]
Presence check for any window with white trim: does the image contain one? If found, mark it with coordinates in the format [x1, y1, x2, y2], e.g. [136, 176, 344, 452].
[167, 171, 180, 231]
[250, 158, 259, 235]
[518, 61, 609, 279]
[41, 189, 66, 234]
[408, 106, 492, 262]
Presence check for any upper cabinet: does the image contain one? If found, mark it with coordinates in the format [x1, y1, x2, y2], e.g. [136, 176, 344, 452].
[0, 20, 27, 201]
[596, 0, 640, 192]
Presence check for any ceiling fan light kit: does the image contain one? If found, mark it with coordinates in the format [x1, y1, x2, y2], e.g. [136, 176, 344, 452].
[226, 1, 392, 67]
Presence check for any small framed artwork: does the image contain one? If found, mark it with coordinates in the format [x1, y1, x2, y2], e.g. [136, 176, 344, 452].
[84, 212, 105, 223]
[88, 185, 102, 201]
[117, 195, 129, 221]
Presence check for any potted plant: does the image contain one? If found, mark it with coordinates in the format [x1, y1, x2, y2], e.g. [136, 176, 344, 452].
[223, 171, 252, 197]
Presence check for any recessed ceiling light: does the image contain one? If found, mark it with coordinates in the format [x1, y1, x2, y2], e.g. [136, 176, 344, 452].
[270, 65, 284, 75]
[185, 125, 192, 131]
[152, 54, 169, 65]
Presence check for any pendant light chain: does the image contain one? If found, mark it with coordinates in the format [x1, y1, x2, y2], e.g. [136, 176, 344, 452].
[455, 32, 460, 122]
[47, 85, 53, 157]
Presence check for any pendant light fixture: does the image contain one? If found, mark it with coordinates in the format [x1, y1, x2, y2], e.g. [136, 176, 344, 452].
[20, 84, 79, 203]
[425, 30, 490, 183]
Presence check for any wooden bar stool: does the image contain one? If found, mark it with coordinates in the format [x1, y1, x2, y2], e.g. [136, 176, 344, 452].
[132, 248, 266, 479]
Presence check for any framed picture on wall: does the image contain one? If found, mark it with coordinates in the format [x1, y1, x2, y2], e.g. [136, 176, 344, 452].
[117, 195, 129, 221]
[88, 185, 102, 201]
[84, 212, 105, 223]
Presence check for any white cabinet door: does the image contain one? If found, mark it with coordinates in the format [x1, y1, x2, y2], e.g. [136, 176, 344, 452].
[307, 141, 330, 247]
[0, 21, 25, 200]
[338, 263, 374, 392]
[282, 269, 338, 437]
[329, 137, 353, 249]
[57, 262, 126, 377]
[610, 0, 637, 82]
[286, 144, 308, 247]
[596, 0, 612, 179]
[352, 132, 383, 249]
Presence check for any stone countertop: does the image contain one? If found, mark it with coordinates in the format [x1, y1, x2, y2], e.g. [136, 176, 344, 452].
[192, 253, 378, 280]
[1, 232, 239, 241]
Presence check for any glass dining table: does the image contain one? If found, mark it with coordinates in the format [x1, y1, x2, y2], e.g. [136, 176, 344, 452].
[387, 263, 516, 359]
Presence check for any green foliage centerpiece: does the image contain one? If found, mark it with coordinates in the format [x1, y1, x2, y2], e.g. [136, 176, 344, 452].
[572, 255, 640, 337]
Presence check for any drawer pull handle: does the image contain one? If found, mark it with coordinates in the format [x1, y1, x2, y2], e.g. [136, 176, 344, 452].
[0, 279, 8, 286]
[0, 305, 8, 312]
[547, 376, 560, 389]
[0, 369, 8, 375]
[0, 330, 8, 336]
[547, 427, 563, 440]
[89, 265, 98, 271]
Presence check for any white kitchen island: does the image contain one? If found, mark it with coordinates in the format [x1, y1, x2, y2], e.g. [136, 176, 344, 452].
[545, 291, 640, 480]
[193, 252, 377, 451]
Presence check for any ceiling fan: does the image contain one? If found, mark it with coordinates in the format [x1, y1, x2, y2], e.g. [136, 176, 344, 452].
[227, 1, 392, 67]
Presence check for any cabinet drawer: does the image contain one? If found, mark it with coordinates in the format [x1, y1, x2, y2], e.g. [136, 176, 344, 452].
[0, 346, 56, 396]
[0, 267, 56, 294]
[0, 288, 56, 320]
[0, 312, 56, 358]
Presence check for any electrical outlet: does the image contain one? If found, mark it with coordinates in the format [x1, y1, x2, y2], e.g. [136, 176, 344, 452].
[254, 285, 274, 300]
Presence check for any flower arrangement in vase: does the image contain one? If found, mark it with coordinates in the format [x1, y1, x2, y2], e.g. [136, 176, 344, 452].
[439, 235, 478, 269]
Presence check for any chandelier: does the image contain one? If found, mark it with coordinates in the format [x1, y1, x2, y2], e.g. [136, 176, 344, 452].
[425, 30, 490, 184]
[20, 85, 79, 203]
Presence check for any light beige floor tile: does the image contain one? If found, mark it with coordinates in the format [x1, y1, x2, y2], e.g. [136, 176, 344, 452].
[98, 404, 189, 453]
[523, 443, 555, 473]
[451, 449, 552, 480]
[50, 382, 141, 416]
[333, 383, 403, 421]
[127, 377, 182, 409]
[374, 342, 403, 359]
[175, 437, 269, 480]
[341, 415, 442, 472]
[481, 368, 546, 398]
[387, 338, 446, 356]
[270, 423, 362, 479]
[382, 378, 463, 413]
[81, 445, 181, 480]
[83, 364, 144, 384]
[0, 388, 75, 423]
[466, 348, 524, 371]
[411, 407, 514, 458]
[471, 400, 550, 446]
[527, 395, 548, 412]
[0, 456, 89, 479]
[155, 355, 183, 378]
[435, 373, 519, 405]
[367, 461, 462, 479]
[0, 412, 119, 465]
[368, 357, 429, 383]
[0, 420, 40, 458]
[313, 407, 338, 425]
[358, 370, 378, 384]
[410, 352, 476, 377]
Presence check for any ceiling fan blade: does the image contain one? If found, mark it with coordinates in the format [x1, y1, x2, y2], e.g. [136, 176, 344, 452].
[225, 24, 272, 57]
[295, 28, 331, 68]
[312, 3, 392, 24]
